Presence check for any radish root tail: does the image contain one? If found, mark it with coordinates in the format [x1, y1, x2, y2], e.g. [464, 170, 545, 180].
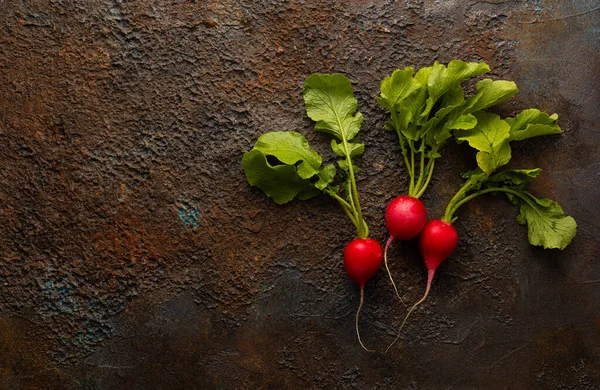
[384, 236, 405, 305]
[356, 287, 374, 352]
[385, 269, 435, 353]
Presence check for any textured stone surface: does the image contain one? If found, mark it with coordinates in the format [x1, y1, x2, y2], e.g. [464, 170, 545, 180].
[0, 0, 598, 388]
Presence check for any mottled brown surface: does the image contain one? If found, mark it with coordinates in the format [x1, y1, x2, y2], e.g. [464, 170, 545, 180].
[0, 0, 598, 389]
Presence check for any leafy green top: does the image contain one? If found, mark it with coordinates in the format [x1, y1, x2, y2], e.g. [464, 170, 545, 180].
[242, 132, 328, 205]
[377, 60, 519, 198]
[304, 74, 364, 143]
[242, 74, 370, 238]
[444, 110, 576, 250]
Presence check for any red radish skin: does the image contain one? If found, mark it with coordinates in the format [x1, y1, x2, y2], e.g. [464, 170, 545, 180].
[419, 219, 459, 272]
[383, 196, 428, 301]
[343, 238, 383, 351]
[344, 238, 383, 287]
[386, 219, 458, 352]
[386, 196, 428, 240]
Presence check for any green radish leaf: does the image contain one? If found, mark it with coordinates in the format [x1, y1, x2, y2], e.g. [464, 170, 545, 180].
[427, 150, 441, 159]
[303, 74, 363, 143]
[467, 170, 489, 190]
[485, 168, 542, 189]
[377, 67, 420, 111]
[455, 112, 511, 174]
[445, 114, 477, 130]
[242, 149, 320, 204]
[507, 109, 562, 141]
[304, 73, 369, 238]
[409, 66, 433, 118]
[383, 120, 395, 132]
[477, 141, 510, 175]
[426, 84, 467, 143]
[378, 67, 424, 141]
[330, 139, 365, 158]
[464, 168, 576, 249]
[463, 79, 519, 114]
[422, 60, 490, 118]
[253, 131, 322, 179]
[513, 191, 577, 250]
[398, 115, 419, 140]
[415, 66, 433, 84]
[441, 81, 466, 107]
[398, 66, 431, 129]
[479, 169, 575, 249]
[430, 112, 477, 148]
[406, 85, 458, 148]
[315, 163, 337, 191]
[338, 159, 361, 173]
[437, 85, 465, 117]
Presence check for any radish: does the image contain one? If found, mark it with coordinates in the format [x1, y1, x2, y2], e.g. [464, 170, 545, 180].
[386, 219, 458, 351]
[383, 196, 427, 300]
[243, 74, 383, 351]
[419, 220, 459, 275]
[343, 237, 383, 352]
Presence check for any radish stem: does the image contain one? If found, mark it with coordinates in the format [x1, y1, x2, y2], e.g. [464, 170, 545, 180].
[386, 269, 435, 353]
[392, 114, 412, 183]
[413, 139, 426, 195]
[414, 157, 435, 198]
[409, 140, 415, 194]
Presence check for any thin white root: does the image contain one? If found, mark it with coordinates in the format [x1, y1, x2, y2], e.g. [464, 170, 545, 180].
[384, 236, 405, 305]
[356, 288, 374, 352]
[385, 269, 435, 353]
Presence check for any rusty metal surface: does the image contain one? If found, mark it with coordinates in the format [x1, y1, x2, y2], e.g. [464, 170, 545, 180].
[0, 0, 598, 388]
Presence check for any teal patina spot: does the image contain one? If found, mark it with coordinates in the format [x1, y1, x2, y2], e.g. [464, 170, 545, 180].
[177, 201, 200, 229]
[39, 279, 80, 314]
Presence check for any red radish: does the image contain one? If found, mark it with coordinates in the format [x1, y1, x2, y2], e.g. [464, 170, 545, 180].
[386, 219, 458, 352]
[383, 196, 428, 300]
[386, 196, 428, 240]
[343, 238, 383, 351]
[419, 219, 459, 273]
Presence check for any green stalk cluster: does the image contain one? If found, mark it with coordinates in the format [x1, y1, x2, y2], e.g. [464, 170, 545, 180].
[378, 60, 520, 199]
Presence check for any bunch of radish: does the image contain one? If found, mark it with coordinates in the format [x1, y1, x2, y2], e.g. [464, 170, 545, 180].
[243, 61, 576, 352]
[380, 61, 575, 350]
[243, 74, 383, 350]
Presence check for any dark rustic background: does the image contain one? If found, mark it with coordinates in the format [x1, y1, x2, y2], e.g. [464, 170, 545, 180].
[1, 0, 599, 389]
